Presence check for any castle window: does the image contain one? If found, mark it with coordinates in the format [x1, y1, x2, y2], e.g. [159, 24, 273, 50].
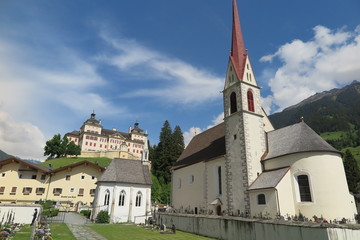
[41, 174, 46, 180]
[297, 175, 312, 202]
[2, 173, 5, 177]
[247, 90, 255, 112]
[218, 166, 222, 195]
[0, 186, 5, 195]
[119, 190, 126, 206]
[177, 178, 182, 189]
[257, 194, 266, 205]
[66, 175, 71, 181]
[104, 190, 110, 205]
[230, 92, 237, 114]
[135, 191, 142, 207]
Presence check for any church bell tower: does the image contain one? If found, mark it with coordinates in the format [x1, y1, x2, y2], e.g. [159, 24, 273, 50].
[223, 0, 267, 216]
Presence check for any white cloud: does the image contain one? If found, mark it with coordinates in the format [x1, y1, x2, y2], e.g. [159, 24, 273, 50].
[260, 25, 360, 112]
[0, 110, 45, 160]
[99, 33, 224, 105]
[183, 112, 224, 146]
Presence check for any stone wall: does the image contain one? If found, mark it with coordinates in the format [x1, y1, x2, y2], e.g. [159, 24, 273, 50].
[157, 213, 360, 240]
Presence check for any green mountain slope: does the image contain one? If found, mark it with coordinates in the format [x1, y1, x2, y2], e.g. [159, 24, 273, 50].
[38, 157, 112, 170]
[269, 80, 360, 132]
[269, 80, 360, 164]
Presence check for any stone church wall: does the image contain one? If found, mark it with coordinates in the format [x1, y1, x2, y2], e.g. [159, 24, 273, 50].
[157, 213, 360, 240]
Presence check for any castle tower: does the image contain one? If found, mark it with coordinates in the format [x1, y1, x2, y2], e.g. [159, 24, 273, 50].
[223, 0, 267, 216]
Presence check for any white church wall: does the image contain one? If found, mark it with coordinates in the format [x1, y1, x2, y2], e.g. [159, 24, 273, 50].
[94, 183, 151, 224]
[242, 112, 265, 184]
[205, 157, 226, 214]
[264, 152, 357, 221]
[276, 171, 297, 218]
[172, 161, 206, 213]
[249, 189, 277, 218]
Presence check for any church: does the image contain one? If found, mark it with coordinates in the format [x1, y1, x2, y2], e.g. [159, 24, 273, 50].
[171, 0, 357, 222]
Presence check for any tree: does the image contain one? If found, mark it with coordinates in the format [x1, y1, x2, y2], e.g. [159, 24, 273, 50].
[44, 134, 81, 159]
[66, 141, 81, 156]
[343, 150, 360, 193]
[150, 121, 185, 204]
[44, 134, 63, 159]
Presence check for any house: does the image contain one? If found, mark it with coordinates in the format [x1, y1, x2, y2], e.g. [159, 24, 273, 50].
[66, 113, 150, 163]
[0, 157, 105, 211]
[171, 0, 357, 222]
[92, 158, 152, 223]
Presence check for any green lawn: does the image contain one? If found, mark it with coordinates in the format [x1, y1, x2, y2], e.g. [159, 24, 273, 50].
[49, 223, 76, 240]
[89, 224, 215, 240]
[38, 157, 112, 169]
[13, 224, 32, 240]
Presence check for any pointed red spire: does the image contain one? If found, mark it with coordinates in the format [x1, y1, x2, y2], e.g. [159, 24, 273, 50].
[230, 0, 247, 80]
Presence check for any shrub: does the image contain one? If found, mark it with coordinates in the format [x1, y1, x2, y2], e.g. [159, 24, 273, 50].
[95, 210, 110, 223]
[80, 210, 92, 219]
[42, 208, 59, 217]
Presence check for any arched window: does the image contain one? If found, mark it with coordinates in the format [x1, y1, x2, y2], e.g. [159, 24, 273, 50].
[297, 175, 312, 202]
[230, 92, 237, 114]
[218, 166, 222, 195]
[135, 191, 142, 207]
[118, 190, 126, 206]
[104, 190, 110, 206]
[247, 90, 255, 112]
[257, 194, 266, 205]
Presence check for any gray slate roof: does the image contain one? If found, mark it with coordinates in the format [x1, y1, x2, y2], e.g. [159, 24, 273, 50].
[98, 158, 152, 185]
[173, 123, 226, 169]
[248, 167, 289, 190]
[174, 121, 340, 169]
[263, 121, 340, 161]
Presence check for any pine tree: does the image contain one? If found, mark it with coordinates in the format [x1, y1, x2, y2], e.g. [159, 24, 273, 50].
[172, 125, 185, 166]
[343, 150, 360, 193]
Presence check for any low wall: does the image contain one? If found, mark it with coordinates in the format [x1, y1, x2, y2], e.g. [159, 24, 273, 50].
[0, 204, 42, 224]
[157, 213, 360, 240]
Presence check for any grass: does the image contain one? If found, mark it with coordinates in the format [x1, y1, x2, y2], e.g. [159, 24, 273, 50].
[38, 157, 112, 169]
[49, 223, 76, 240]
[89, 224, 215, 240]
[13, 224, 32, 240]
[320, 131, 345, 140]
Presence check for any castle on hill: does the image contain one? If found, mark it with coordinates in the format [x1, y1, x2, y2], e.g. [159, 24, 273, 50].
[66, 113, 149, 162]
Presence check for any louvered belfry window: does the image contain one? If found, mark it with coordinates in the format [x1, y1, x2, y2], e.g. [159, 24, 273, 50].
[297, 175, 312, 202]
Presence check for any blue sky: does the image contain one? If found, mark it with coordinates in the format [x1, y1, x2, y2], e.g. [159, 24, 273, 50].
[0, 0, 359, 160]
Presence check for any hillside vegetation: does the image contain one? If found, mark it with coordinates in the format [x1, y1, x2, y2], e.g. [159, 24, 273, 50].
[0, 149, 13, 161]
[38, 157, 112, 170]
[269, 80, 360, 164]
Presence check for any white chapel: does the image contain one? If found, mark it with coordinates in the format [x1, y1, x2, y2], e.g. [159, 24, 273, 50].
[171, 0, 357, 222]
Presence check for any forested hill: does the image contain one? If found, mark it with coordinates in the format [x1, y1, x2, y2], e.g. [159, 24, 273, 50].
[0, 149, 13, 161]
[269, 80, 360, 133]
